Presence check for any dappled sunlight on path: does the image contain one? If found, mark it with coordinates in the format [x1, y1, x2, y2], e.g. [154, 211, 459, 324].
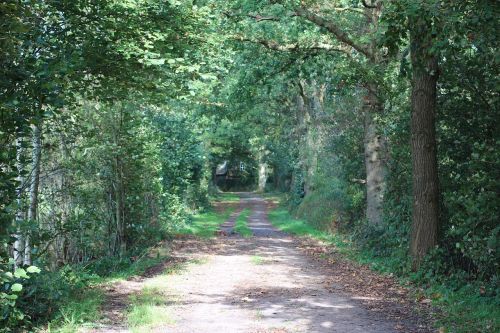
[160, 193, 402, 333]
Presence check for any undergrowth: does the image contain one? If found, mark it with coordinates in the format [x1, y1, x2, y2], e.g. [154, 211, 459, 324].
[37, 206, 234, 332]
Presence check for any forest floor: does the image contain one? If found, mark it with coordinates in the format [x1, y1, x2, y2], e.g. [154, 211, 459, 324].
[87, 193, 434, 333]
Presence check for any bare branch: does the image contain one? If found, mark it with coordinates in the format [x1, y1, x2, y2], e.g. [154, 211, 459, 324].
[231, 35, 350, 55]
[331, 7, 365, 14]
[247, 14, 280, 22]
[222, 11, 280, 22]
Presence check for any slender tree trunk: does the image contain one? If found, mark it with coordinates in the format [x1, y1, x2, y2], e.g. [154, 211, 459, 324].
[14, 136, 25, 268]
[57, 131, 69, 266]
[409, 17, 440, 268]
[115, 156, 126, 256]
[257, 148, 268, 192]
[362, 85, 387, 225]
[24, 122, 42, 265]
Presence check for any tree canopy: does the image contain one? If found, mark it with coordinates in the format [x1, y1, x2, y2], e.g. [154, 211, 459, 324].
[0, 0, 498, 331]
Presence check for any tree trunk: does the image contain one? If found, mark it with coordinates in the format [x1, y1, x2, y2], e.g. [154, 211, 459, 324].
[297, 80, 325, 195]
[14, 136, 25, 268]
[362, 85, 387, 225]
[296, 88, 311, 194]
[24, 122, 42, 266]
[257, 147, 268, 192]
[115, 156, 126, 257]
[409, 17, 440, 269]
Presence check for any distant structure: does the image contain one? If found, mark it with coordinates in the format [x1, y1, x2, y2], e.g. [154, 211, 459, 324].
[215, 160, 248, 190]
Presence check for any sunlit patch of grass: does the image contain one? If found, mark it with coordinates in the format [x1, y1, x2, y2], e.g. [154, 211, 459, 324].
[234, 208, 252, 237]
[127, 255, 211, 331]
[47, 251, 169, 331]
[178, 207, 234, 238]
[268, 208, 348, 251]
[127, 287, 174, 332]
[250, 255, 264, 265]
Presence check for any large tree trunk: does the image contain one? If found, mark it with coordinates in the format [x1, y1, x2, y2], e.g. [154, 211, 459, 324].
[362, 85, 387, 225]
[24, 122, 42, 266]
[14, 136, 25, 268]
[409, 17, 440, 268]
[296, 87, 311, 194]
[297, 80, 325, 195]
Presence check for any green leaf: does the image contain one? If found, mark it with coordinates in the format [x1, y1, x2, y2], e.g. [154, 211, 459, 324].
[148, 58, 165, 65]
[11, 283, 23, 292]
[14, 269, 28, 279]
[27, 266, 41, 274]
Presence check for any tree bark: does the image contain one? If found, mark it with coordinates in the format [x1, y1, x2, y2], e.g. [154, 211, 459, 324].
[363, 85, 387, 225]
[14, 136, 25, 268]
[409, 16, 440, 268]
[297, 80, 325, 195]
[296, 86, 311, 194]
[24, 122, 42, 266]
[258, 162, 267, 192]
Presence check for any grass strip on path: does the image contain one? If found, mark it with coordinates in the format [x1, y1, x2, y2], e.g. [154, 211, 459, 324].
[234, 208, 252, 237]
[178, 207, 235, 238]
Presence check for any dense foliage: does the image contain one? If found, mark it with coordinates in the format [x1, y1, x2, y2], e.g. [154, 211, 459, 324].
[0, 0, 498, 331]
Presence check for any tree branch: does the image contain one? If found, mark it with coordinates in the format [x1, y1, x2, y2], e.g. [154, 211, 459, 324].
[222, 11, 280, 22]
[247, 14, 280, 22]
[294, 7, 372, 59]
[231, 35, 350, 56]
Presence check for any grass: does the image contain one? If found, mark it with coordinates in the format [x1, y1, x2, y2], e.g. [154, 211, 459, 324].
[431, 283, 499, 333]
[250, 255, 264, 265]
[127, 287, 174, 332]
[234, 208, 252, 237]
[46, 289, 104, 333]
[127, 257, 210, 332]
[211, 192, 241, 203]
[44, 202, 230, 332]
[268, 208, 349, 252]
[267, 206, 500, 333]
[177, 207, 234, 238]
[46, 247, 171, 332]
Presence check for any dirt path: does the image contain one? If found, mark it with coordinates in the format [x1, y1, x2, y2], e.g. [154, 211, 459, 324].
[92, 193, 432, 333]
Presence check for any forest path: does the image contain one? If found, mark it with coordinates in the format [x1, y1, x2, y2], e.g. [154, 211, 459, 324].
[91, 193, 431, 333]
[161, 193, 397, 333]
